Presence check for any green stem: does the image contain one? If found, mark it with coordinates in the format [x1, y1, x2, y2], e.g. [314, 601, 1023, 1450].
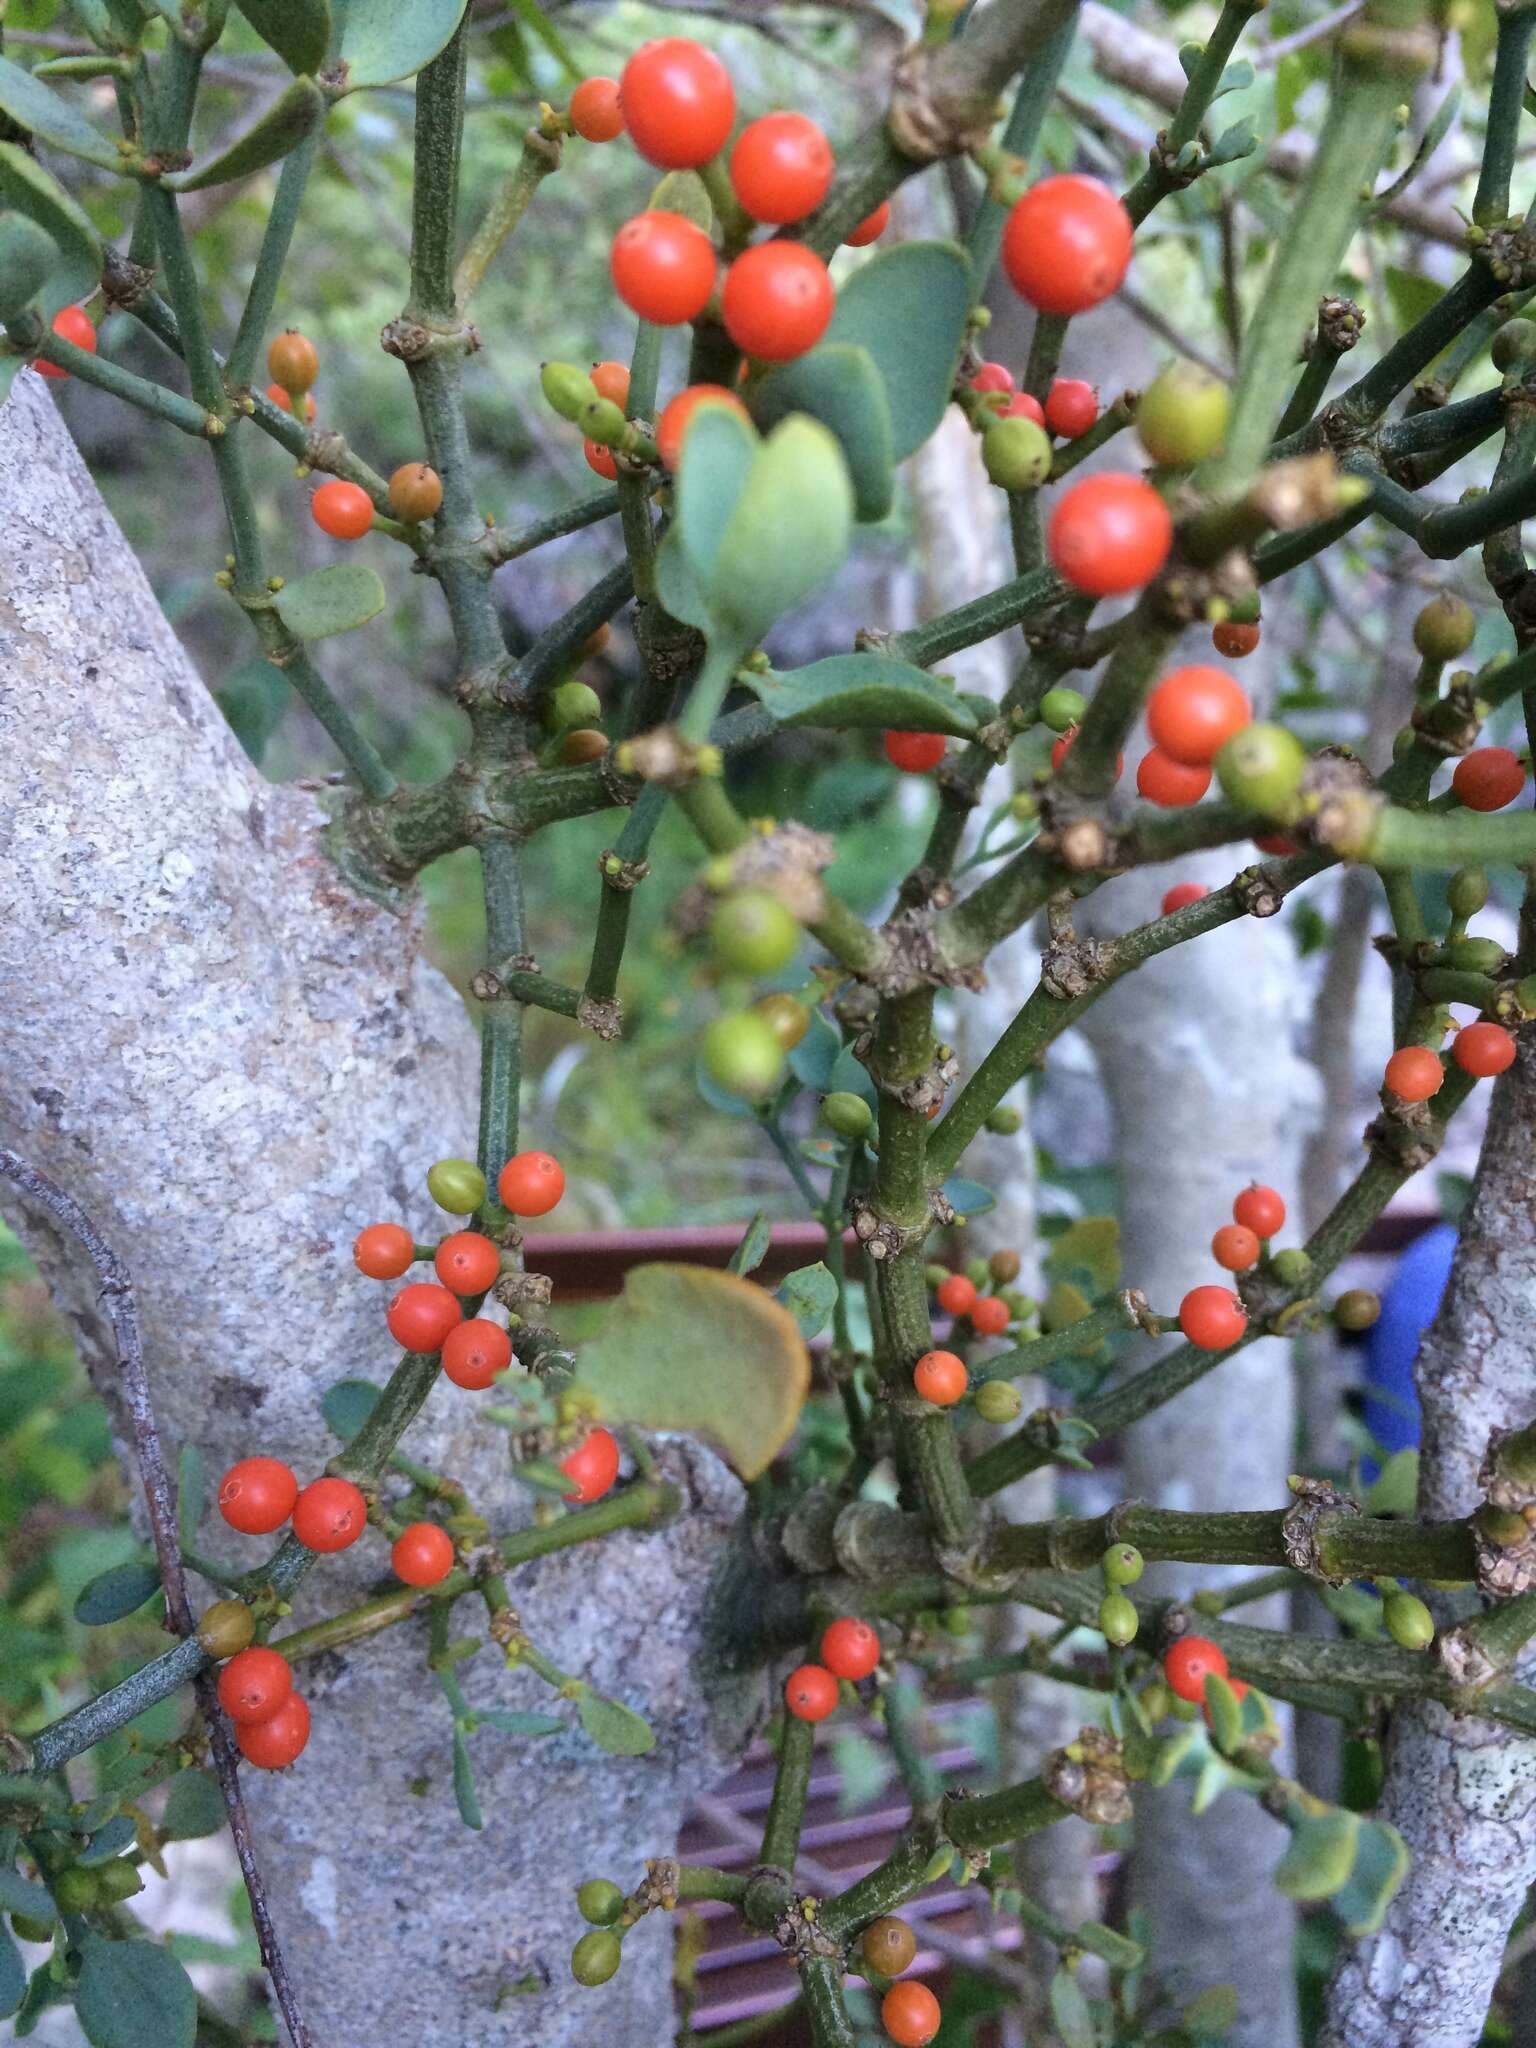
[583, 785, 666, 1008]
[761, 1714, 815, 1872]
[227, 123, 322, 388]
[476, 835, 526, 1191]
[888, 566, 1062, 669]
[6, 318, 210, 434]
[966, 16, 1077, 297]
[1122, 0, 1264, 224]
[482, 490, 621, 567]
[1474, 4, 1536, 226]
[455, 129, 561, 305]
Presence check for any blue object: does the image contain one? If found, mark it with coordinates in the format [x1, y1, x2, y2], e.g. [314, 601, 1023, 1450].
[1361, 1224, 1457, 1456]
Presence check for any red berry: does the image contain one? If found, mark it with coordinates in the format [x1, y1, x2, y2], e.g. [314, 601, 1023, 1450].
[935, 1272, 977, 1315]
[560, 1426, 621, 1504]
[1213, 620, 1260, 658]
[610, 211, 717, 325]
[730, 112, 834, 224]
[1044, 378, 1098, 438]
[590, 360, 630, 406]
[392, 1521, 455, 1587]
[570, 76, 624, 142]
[884, 730, 946, 774]
[1050, 726, 1124, 782]
[217, 1457, 298, 1536]
[236, 1691, 310, 1769]
[1048, 474, 1172, 597]
[1163, 1634, 1228, 1704]
[292, 1476, 368, 1553]
[498, 1149, 565, 1216]
[1453, 746, 1526, 812]
[971, 361, 1014, 396]
[583, 438, 618, 479]
[1000, 391, 1046, 425]
[36, 304, 98, 379]
[882, 1981, 942, 2047]
[784, 1662, 839, 1721]
[434, 1231, 501, 1296]
[913, 1349, 967, 1406]
[620, 37, 734, 167]
[1161, 882, 1207, 916]
[656, 383, 749, 471]
[845, 201, 889, 247]
[969, 1296, 1011, 1337]
[1178, 1285, 1247, 1351]
[1232, 1184, 1285, 1237]
[266, 382, 317, 421]
[722, 242, 834, 361]
[1146, 666, 1252, 766]
[1136, 748, 1211, 807]
[441, 1317, 514, 1390]
[1384, 1045, 1444, 1102]
[217, 1646, 293, 1726]
[1002, 175, 1133, 316]
[311, 479, 374, 541]
[386, 1281, 464, 1353]
[1210, 1223, 1260, 1272]
[1454, 1019, 1517, 1078]
[820, 1617, 881, 1681]
[353, 1223, 414, 1280]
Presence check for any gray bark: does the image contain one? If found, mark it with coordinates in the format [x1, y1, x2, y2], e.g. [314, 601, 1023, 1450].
[1319, 1035, 1536, 2048]
[1076, 855, 1311, 2048]
[0, 370, 758, 2045]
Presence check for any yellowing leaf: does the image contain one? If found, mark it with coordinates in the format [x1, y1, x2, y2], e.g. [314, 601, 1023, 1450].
[575, 1264, 809, 1479]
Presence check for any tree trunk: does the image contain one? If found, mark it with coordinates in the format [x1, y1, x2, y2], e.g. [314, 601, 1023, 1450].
[0, 371, 757, 2045]
[1076, 856, 1309, 2048]
[1319, 1034, 1536, 2048]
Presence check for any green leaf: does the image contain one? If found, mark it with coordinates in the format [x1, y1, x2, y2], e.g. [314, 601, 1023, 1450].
[321, 1378, 382, 1441]
[747, 655, 977, 737]
[176, 1443, 203, 1543]
[451, 1725, 482, 1829]
[471, 1709, 563, 1738]
[776, 1262, 838, 1338]
[647, 167, 712, 230]
[161, 1771, 226, 1841]
[751, 344, 895, 522]
[504, 0, 579, 81]
[708, 416, 853, 646]
[75, 1939, 196, 2048]
[1202, 1672, 1245, 1755]
[1077, 1920, 1144, 1973]
[0, 1925, 22, 2022]
[234, 0, 331, 75]
[1044, 1216, 1121, 1295]
[274, 562, 386, 640]
[1384, 265, 1445, 337]
[0, 1867, 55, 1922]
[168, 77, 325, 191]
[15, 1955, 73, 2035]
[1364, 1446, 1419, 1516]
[652, 527, 715, 635]
[940, 1175, 996, 1221]
[729, 1212, 773, 1277]
[1206, 118, 1258, 167]
[824, 241, 972, 461]
[1049, 1965, 1096, 2048]
[1331, 1814, 1409, 1936]
[1184, 1983, 1240, 2036]
[577, 1689, 656, 1757]
[78, 1815, 137, 1864]
[576, 1264, 809, 1479]
[0, 144, 101, 310]
[337, 0, 472, 91]
[787, 1009, 841, 1090]
[215, 656, 289, 764]
[0, 215, 58, 321]
[674, 399, 759, 590]
[1273, 1804, 1360, 1901]
[0, 57, 123, 170]
[74, 1559, 161, 1625]
[1212, 58, 1255, 98]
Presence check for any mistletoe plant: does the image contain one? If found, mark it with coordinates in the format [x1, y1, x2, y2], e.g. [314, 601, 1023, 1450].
[5, 0, 1536, 2043]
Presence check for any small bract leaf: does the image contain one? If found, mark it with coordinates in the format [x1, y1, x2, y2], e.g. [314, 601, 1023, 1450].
[577, 1690, 656, 1757]
[451, 1725, 483, 1830]
[576, 1264, 810, 1478]
[0, 57, 123, 171]
[1048, 1965, 1096, 2048]
[729, 1212, 773, 1277]
[75, 1939, 196, 2048]
[234, 0, 332, 76]
[776, 1262, 838, 1338]
[321, 1378, 383, 1441]
[751, 343, 895, 522]
[940, 1175, 996, 1221]
[824, 241, 972, 460]
[337, 0, 472, 91]
[472, 1709, 563, 1738]
[747, 655, 977, 736]
[274, 562, 386, 640]
[1331, 1814, 1410, 1936]
[1273, 1805, 1360, 1901]
[168, 77, 325, 191]
[709, 416, 853, 645]
[74, 1560, 161, 1626]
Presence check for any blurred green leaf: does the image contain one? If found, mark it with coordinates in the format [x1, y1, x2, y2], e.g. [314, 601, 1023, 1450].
[1383, 265, 1445, 337]
[77, 1814, 137, 1863]
[752, 344, 895, 522]
[729, 1212, 772, 1276]
[0, 215, 60, 323]
[1184, 1983, 1240, 2036]
[1363, 1447, 1418, 1516]
[215, 658, 289, 765]
[274, 563, 386, 640]
[161, 1771, 226, 1842]
[777, 1262, 838, 1338]
[1274, 1804, 1360, 1901]
[321, 1378, 382, 1441]
[0, 143, 103, 311]
[576, 1689, 655, 1756]
[824, 241, 972, 460]
[74, 1560, 161, 1626]
[747, 655, 978, 736]
[0, 57, 122, 170]
[168, 77, 325, 191]
[0, 1867, 55, 1921]
[1049, 1965, 1096, 2048]
[75, 1938, 196, 2048]
[941, 1176, 996, 1221]
[234, 0, 331, 74]
[451, 1724, 482, 1829]
[0, 1925, 22, 2022]
[708, 417, 853, 646]
[471, 1708, 563, 1737]
[338, 0, 473, 91]
[1331, 1814, 1409, 1936]
[675, 400, 759, 591]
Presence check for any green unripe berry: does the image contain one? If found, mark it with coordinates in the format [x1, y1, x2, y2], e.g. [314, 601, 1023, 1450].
[1039, 686, 1088, 734]
[1099, 1591, 1139, 1647]
[982, 416, 1052, 492]
[1491, 317, 1536, 371]
[1447, 867, 1489, 920]
[821, 1090, 874, 1140]
[1270, 1247, 1314, 1288]
[1102, 1542, 1144, 1586]
[52, 1868, 99, 1915]
[577, 1879, 625, 1926]
[1412, 592, 1477, 662]
[95, 1860, 143, 1904]
[1216, 722, 1307, 818]
[710, 890, 800, 977]
[549, 681, 603, 732]
[984, 1102, 1023, 1136]
[577, 395, 627, 445]
[974, 1380, 1023, 1424]
[925, 1263, 952, 1290]
[540, 361, 599, 422]
[1383, 1590, 1435, 1650]
[1443, 936, 1507, 975]
[1136, 362, 1230, 467]
[1333, 1288, 1381, 1332]
[702, 1013, 785, 1100]
[1476, 1502, 1530, 1546]
[427, 1157, 488, 1214]
[11, 1913, 55, 1944]
[1517, 974, 1536, 1018]
[965, 1257, 990, 1287]
[571, 1929, 622, 1986]
[195, 1598, 256, 1660]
